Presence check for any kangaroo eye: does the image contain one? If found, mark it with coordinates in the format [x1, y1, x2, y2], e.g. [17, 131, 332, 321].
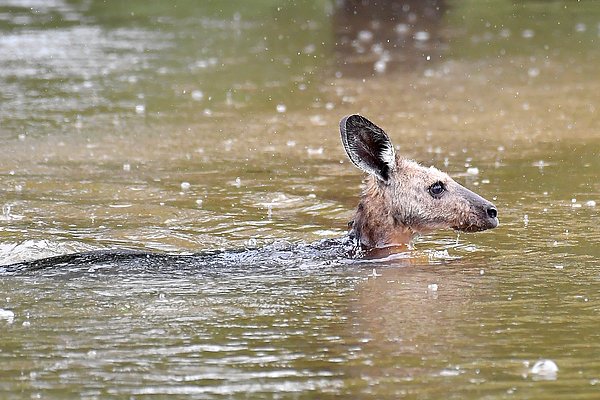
[428, 181, 445, 198]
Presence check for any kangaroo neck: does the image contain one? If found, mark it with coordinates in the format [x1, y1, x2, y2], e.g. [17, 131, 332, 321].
[349, 178, 416, 250]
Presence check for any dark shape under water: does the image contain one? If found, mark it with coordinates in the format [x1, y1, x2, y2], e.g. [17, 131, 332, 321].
[0, 238, 359, 277]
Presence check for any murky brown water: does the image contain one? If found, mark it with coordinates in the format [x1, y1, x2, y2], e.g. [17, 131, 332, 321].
[1, 0, 599, 398]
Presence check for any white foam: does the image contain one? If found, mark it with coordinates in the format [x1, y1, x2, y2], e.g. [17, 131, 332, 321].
[530, 359, 558, 379]
[0, 309, 15, 324]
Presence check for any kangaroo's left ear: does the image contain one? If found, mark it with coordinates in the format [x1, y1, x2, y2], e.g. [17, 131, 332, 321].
[340, 114, 396, 183]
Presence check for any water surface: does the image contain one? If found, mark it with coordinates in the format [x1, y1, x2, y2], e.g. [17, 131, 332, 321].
[1, 1, 599, 398]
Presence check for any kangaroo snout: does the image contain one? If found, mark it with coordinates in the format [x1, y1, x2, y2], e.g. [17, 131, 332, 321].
[442, 180, 499, 234]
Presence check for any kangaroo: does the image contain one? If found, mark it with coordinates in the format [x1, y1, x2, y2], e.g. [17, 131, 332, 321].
[1, 115, 499, 272]
[340, 114, 498, 256]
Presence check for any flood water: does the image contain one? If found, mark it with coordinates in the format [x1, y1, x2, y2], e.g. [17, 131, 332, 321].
[1, 0, 600, 398]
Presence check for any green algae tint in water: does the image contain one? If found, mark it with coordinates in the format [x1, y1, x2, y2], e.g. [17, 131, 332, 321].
[1, 1, 600, 399]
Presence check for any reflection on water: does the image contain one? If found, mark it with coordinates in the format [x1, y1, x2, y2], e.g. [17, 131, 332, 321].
[333, 0, 447, 76]
[1, 0, 600, 398]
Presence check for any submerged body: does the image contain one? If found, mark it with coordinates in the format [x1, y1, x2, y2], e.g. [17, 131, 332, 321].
[1, 115, 498, 271]
[0, 238, 358, 275]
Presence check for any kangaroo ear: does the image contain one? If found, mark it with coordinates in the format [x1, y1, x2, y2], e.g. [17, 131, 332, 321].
[340, 114, 396, 183]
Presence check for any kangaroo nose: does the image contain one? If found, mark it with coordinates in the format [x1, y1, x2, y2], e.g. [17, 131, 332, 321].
[487, 207, 498, 219]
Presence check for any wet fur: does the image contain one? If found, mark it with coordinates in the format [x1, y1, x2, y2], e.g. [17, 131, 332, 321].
[341, 115, 498, 252]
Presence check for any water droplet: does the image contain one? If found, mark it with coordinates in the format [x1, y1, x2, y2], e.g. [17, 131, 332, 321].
[180, 182, 191, 190]
[191, 90, 204, 101]
[522, 29, 535, 39]
[276, 104, 287, 113]
[528, 67, 540, 78]
[357, 30, 374, 42]
[395, 23, 409, 35]
[2, 204, 11, 219]
[374, 59, 387, 74]
[135, 104, 145, 114]
[414, 31, 430, 41]
[530, 359, 558, 379]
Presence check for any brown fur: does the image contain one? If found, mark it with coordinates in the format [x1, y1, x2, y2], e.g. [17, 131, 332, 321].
[341, 115, 498, 253]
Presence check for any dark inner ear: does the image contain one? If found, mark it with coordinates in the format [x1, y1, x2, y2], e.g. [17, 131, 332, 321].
[340, 114, 396, 182]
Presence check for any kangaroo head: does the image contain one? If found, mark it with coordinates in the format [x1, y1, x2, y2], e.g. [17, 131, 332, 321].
[340, 114, 499, 250]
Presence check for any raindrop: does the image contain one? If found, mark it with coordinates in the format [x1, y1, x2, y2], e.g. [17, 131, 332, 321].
[374, 59, 387, 74]
[304, 44, 316, 54]
[2, 204, 11, 219]
[414, 31, 430, 41]
[530, 359, 558, 379]
[180, 182, 191, 190]
[191, 90, 204, 101]
[357, 30, 374, 42]
[522, 29, 535, 39]
[528, 67, 540, 78]
[395, 23, 409, 35]
[276, 104, 287, 113]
